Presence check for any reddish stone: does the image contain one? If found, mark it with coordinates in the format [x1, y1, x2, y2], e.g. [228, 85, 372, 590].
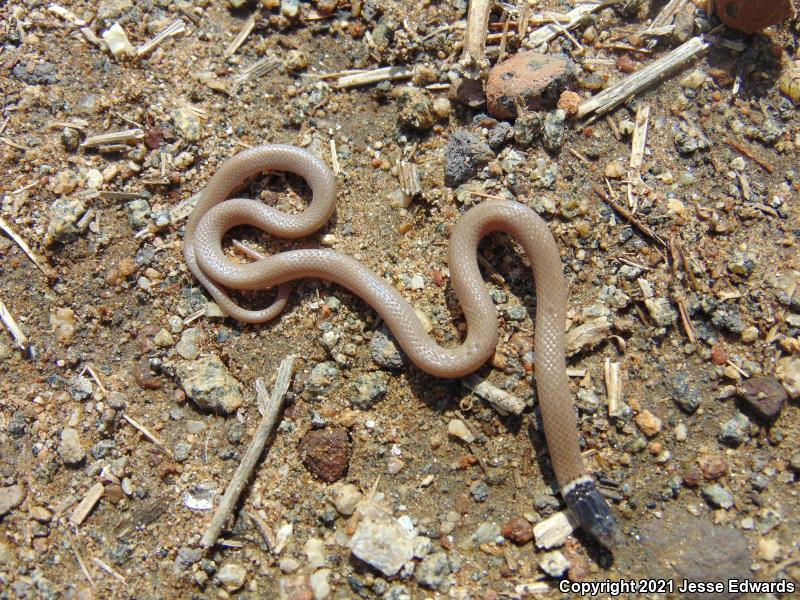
[710, 344, 728, 365]
[485, 51, 575, 119]
[715, 0, 795, 34]
[299, 427, 350, 483]
[739, 376, 787, 421]
[697, 453, 728, 480]
[501, 516, 534, 544]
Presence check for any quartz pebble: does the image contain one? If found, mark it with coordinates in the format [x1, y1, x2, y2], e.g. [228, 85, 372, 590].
[539, 550, 570, 577]
[447, 419, 474, 443]
[775, 356, 800, 399]
[634, 410, 662, 437]
[349, 504, 415, 576]
[216, 563, 247, 592]
[332, 483, 362, 516]
[58, 428, 85, 465]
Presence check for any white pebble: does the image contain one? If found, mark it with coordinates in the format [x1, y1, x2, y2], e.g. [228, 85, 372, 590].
[447, 419, 474, 444]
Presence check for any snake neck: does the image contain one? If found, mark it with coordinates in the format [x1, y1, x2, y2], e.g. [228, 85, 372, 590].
[562, 475, 621, 549]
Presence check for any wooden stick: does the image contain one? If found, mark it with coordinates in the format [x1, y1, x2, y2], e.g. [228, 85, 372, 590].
[136, 19, 186, 57]
[604, 359, 624, 417]
[0, 215, 55, 279]
[461, 0, 492, 72]
[122, 414, 165, 450]
[526, 1, 611, 48]
[201, 354, 296, 549]
[70, 482, 105, 525]
[224, 13, 256, 58]
[577, 36, 711, 118]
[335, 65, 413, 88]
[462, 374, 526, 415]
[724, 138, 774, 174]
[593, 185, 666, 247]
[0, 295, 28, 350]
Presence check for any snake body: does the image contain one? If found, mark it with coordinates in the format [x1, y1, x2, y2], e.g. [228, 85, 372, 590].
[183, 144, 619, 548]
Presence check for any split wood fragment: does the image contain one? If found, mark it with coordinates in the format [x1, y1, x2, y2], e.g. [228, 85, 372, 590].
[201, 354, 296, 549]
[0, 295, 28, 350]
[335, 65, 413, 89]
[70, 482, 105, 525]
[462, 374, 526, 415]
[577, 36, 711, 118]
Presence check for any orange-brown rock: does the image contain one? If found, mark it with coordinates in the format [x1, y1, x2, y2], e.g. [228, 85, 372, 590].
[485, 51, 574, 119]
[715, 0, 795, 34]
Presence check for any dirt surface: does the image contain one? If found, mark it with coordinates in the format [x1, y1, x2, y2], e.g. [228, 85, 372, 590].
[1, 1, 799, 599]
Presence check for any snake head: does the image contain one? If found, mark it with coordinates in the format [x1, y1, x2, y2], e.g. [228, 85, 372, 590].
[563, 476, 623, 550]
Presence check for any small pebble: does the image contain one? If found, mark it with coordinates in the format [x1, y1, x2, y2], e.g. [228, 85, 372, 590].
[447, 419, 474, 443]
[634, 410, 662, 437]
[333, 484, 362, 516]
[216, 563, 247, 592]
[702, 484, 734, 509]
[539, 550, 570, 578]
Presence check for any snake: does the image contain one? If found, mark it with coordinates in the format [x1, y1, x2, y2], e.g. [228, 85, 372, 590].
[183, 144, 619, 548]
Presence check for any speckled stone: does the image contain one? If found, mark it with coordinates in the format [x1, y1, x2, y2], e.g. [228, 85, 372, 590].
[176, 354, 243, 414]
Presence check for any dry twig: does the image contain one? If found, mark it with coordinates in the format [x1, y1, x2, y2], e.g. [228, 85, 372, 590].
[0, 295, 28, 350]
[0, 215, 55, 279]
[201, 354, 297, 549]
[578, 36, 711, 118]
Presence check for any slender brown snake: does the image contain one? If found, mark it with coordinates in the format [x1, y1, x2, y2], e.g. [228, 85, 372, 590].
[184, 144, 619, 548]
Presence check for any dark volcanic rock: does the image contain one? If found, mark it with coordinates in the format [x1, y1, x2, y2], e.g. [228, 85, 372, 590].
[444, 131, 494, 187]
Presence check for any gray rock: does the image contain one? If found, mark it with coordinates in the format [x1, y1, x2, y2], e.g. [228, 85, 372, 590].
[669, 372, 701, 413]
[370, 331, 404, 369]
[503, 305, 527, 321]
[702, 483, 734, 509]
[127, 199, 151, 230]
[13, 61, 58, 85]
[415, 551, 451, 588]
[383, 585, 412, 600]
[97, 0, 133, 24]
[727, 251, 755, 277]
[69, 375, 93, 401]
[174, 442, 192, 462]
[513, 112, 543, 148]
[172, 107, 202, 141]
[216, 563, 247, 592]
[397, 88, 433, 130]
[542, 109, 566, 151]
[645, 297, 678, 328]
[0, 485, 25, 517]
[91, 439, 116, 459]
[469, 480, 489, 502]
[176, 354, 244, 414]
[639, 506, 749, 599]
[487, 122, 511, 150]
[718, 413, 749, 446]
[173, 546, 202, 575]
[444, 131, 494, 187]
[305, 361, 340, 400]
[45, 197, 88, 246]
[471, 521, 501, 544]
[176, 327, 200, 360]
[58, 428, 85, 465]
[351, 372, 388, 409]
